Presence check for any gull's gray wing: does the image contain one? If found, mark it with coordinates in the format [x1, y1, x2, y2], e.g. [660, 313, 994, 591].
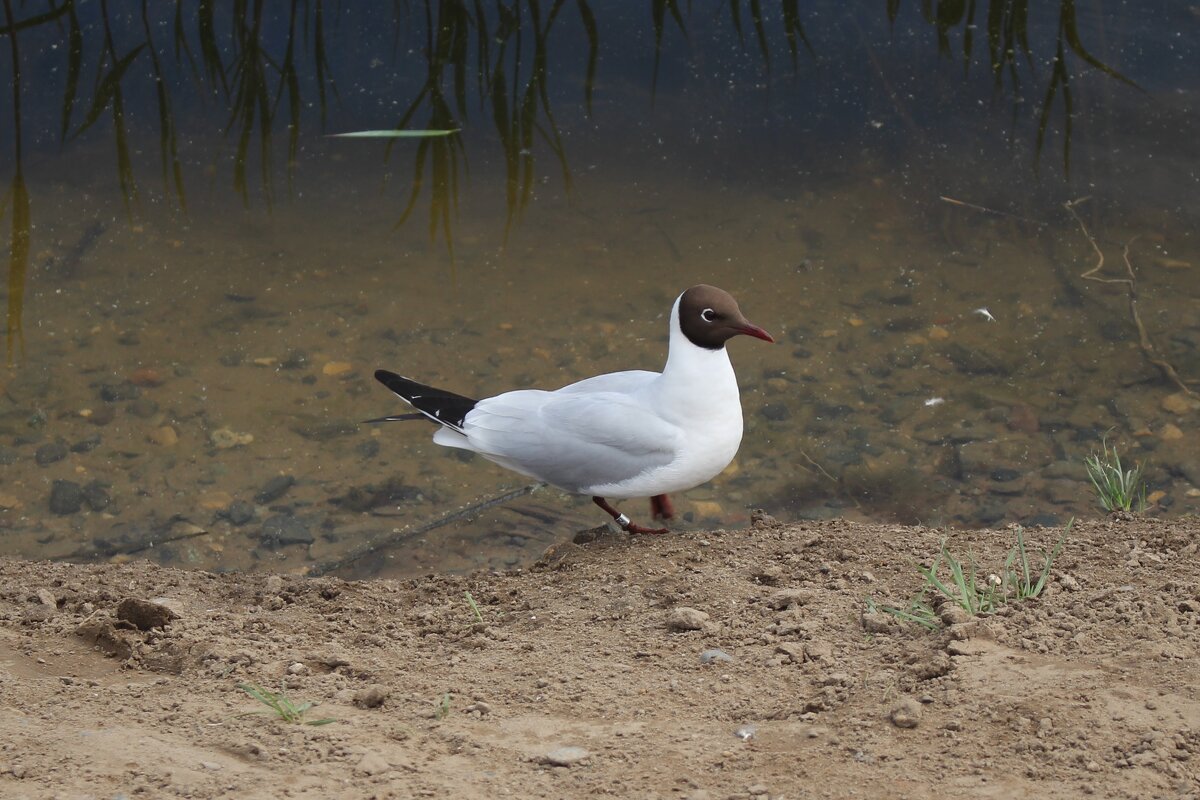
[451, 388, 682, 493]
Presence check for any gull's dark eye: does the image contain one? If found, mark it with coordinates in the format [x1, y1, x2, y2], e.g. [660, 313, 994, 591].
[701, 308, 717, 322]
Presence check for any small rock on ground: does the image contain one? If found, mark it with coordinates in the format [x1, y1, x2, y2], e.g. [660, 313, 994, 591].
[699, 648, 733, 664]
[665, 607, 709, 631]
[543, 746, 590, 767]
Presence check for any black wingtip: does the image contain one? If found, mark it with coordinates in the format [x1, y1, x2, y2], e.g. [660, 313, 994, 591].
[373, 368, 479, 429]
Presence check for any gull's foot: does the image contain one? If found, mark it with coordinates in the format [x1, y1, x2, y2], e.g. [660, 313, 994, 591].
[593, 495, 670, 535]
[649, 494, 675, 520]
[625, 522, 670, 535]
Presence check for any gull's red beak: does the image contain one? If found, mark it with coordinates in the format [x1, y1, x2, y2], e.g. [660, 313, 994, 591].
[735, 322, 775, 343]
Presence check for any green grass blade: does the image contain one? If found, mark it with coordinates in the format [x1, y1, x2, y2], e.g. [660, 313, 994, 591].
[331, 129, 460, 138]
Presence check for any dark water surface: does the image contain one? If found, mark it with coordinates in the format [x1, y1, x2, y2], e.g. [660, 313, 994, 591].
[2, 1, 1197, 578]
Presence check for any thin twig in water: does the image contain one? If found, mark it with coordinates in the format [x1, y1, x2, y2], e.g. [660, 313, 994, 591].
[798, 448, 838, 484]
[305, 483, 543, 577]
[939, 196, 1048, 227]
[1065, 197, 1196, 398]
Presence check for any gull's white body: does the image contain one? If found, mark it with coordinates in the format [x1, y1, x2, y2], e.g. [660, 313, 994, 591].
[430, 294, 745, 498]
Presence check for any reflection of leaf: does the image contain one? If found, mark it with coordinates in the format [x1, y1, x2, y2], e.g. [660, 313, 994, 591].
[142, 0, 186, 211]
[651, 0, 687, 97]
[749, 0, 770, 69]
[70, 44, 146, 140]
[781, 0, 814, 64]
[331, 129, 460, 138]
[1035, 39, 1071, 175]
[6, 171, 30, 364]
[577, 0, 598, 114]
[59, 2, 83, 141]
[197, 0, 229, 95]
[1059, 0, 1138, 89]
[0, 1, 68, 35]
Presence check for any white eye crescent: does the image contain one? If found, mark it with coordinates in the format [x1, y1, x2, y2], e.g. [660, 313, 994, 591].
[701, 308, 716, 322]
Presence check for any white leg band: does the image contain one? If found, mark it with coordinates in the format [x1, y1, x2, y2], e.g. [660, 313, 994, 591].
[614, 513, 631, 528]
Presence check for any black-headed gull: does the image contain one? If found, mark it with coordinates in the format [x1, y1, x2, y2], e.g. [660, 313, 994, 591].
[371, 285, 774, 534]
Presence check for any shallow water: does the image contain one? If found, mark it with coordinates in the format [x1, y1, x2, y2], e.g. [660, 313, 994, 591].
[1, 1, 1197, 579]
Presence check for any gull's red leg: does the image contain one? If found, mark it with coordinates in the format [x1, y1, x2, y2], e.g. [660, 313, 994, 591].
[592, 496, 669, 535]
[649, 494, 675, 520]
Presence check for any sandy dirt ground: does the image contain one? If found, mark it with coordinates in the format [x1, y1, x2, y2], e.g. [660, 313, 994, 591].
[1, 515, 1197, 799]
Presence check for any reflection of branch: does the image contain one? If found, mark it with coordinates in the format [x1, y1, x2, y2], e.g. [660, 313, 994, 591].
[0, 1, 67, 35]
[141, 0, 187, 210]
[3, 0, 30, 364]
[306, 483, 543, 577]
[651, 0, 686, 99]
[1066, 198, 1196, 398]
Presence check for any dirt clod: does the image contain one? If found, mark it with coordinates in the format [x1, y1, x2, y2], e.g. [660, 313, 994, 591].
[890, 697, 923, 729]
[116, 597, 178, 630]
[354, 685, 390, 709]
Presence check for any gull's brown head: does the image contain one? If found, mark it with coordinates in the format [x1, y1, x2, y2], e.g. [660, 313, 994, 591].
[677, 285, 774, 350]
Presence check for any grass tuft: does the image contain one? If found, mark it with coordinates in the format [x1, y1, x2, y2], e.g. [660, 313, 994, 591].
[1084, 436, 1146, 512]
[238, 682, 335, 726]
[464, 590, 484, 624]
[869, 520, 1070, 630]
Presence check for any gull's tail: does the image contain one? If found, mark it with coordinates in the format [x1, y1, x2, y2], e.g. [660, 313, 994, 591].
[369, 369, 478, 432]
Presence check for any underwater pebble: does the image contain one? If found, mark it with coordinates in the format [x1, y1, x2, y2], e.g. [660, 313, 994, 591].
[225, 500, 255, 526]
[99, 381, 140, 402]
[759, 403, 790, 422]
[1161, 392, 1198, 415]
[128, 367, 164, 387]
[127, 398, 159, 419]
[150, 426, 179, 447]
[35, 441, 69, 466]
[255, 475, 296, 504]
[82, 481, 111, 511]
[691, 500, 724, 519]
[1158, 424, 1183, 441]
[49, 480, 84, 515]
[281, 350, 309, 370]
[211, 428, 253, 449]
[260, 515, 313, 547]
[322, 361, 353, 376]
[70, 434, 102, 453]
